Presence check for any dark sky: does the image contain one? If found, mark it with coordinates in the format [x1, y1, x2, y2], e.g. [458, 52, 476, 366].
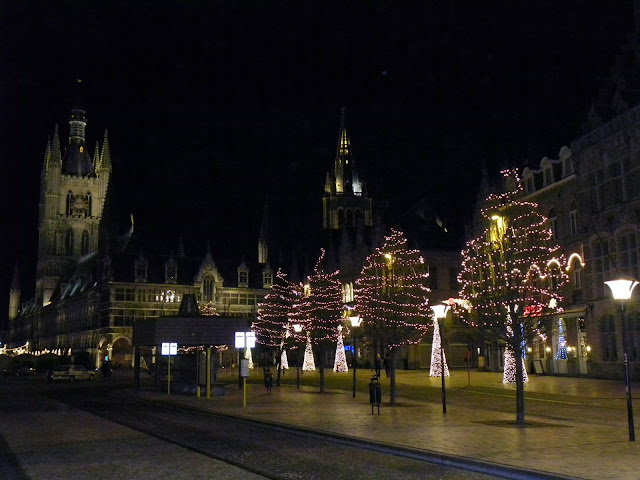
[0, 1, 634, 326]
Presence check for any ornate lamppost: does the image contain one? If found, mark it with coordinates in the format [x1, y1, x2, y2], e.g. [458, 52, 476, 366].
[605, 278, 639, 441]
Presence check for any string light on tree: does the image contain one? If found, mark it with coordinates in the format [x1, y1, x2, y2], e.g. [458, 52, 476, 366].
[333, 325, 348, 372]
[302, 333, 316, 371]
[458, 169, 567, 424]
[429, 316, 449, 377]
[300, 249, 343, 392]
[355, 229, 430, 405]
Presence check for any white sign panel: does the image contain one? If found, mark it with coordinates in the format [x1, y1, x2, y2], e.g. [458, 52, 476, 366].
[235, 332, 246, 349]
[235, 332, 256, 349]
[161, 342, 177, 356]
[246, 331, 256, 348]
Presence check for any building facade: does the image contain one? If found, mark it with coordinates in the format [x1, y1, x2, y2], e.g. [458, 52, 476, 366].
[6, 104, 272, 368]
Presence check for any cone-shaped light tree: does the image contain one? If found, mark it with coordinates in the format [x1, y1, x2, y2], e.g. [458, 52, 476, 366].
[300, 249, 343, 392]
[355, 229, 431, 405]
[459, 169, 568, 424]
[429, 317, 449, 377]
[333, 326, 349, 372]
[254, 269, 300, 386]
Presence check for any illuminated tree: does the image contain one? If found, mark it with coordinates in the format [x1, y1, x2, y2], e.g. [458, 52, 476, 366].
[429, 317, 449, 377]
[300, 249, 343, 392]
[302, 334, 316, 371]
[355, 229, 431, 405]
[459, 169, 567, 424]
[333, 326, 348, 372]
[254, 269, 300, 385]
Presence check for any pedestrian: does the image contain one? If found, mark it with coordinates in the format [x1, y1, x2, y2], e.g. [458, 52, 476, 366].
[383, 354, 389, 377]
[265, 368, 273, 394]
[374, 354, 382, 378]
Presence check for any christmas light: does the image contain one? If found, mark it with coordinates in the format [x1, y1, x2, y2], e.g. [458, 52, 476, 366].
[302, 334, 316, 371]
[429, 317, 449, 377]
[556, 318, 567, 360]
[333, 325, 348, 372]
[503, 346, 529, 384]
[355, 229, 430, 350]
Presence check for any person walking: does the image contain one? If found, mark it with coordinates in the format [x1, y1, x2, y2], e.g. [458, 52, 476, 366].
[374, 354, 382, 378]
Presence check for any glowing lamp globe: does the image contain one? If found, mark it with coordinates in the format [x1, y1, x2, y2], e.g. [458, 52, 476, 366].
[605, 279, 639, 301]
[431, 304, 449, 320]
[349, 316, 362, 328]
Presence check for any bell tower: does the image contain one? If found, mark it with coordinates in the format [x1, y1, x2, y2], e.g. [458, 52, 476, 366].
[322, 107, 372, 232]
[35, 88, 111, 305]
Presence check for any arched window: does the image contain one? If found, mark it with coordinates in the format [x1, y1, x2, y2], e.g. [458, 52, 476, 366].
[548, 208, 558, 240]
[86, 192, 92, 217]
[626, 312, 640, 362]
[569, 200, 578, 236]
[54, 229, 63, 255]
[203, 275, 214, 302]
[81, 231, 90, 256]
[600, 315, 617, 361]
[66, 191, 73, 216]
[65, 229, 74, 256]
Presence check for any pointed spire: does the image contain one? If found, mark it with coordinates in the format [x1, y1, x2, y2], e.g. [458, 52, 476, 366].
[100, 130, 111, 170]
[93, 141, 101, 171]
[334, 106, 355, 195]
[258, 200, 269, 264]
[42, 136, 52, 173]
[51, 124, 62, 165]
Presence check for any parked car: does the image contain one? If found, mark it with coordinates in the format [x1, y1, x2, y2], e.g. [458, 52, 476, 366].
[51, 365, 95, 382]
[18, 366, 36, 376]
[1, 365, 21, 377]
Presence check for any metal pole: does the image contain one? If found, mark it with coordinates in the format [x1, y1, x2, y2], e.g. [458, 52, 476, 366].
[620, 303, 635, 441]
[206, 347, 211, 399]
[440, 321, 446, 414]
[296, 347, 300, 389]
[167, 354, 171, 396]
[352, 336, 357, 398]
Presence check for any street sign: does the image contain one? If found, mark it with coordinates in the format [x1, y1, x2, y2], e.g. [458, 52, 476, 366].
[161, 342, 177, 356]
[235, 332, 255, 349]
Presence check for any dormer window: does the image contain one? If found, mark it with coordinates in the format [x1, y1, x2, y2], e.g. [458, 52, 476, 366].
[543, 167, 553, 186]
[238, 262, 249, 288]
[525, 176, 534, 194]
[135, 253, 148, 283]
[262, 266, 273, 288]
[165, 257, 178, 284]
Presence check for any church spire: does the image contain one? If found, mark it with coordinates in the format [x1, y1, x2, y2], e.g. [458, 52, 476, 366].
[51, 124, 62, 165]
[100, 130, 111, 170]
[258, 200, 269, 265]
[8, 262, 20, 321]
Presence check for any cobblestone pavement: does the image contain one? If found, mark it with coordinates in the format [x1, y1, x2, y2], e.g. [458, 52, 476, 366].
[132, 369, 640, 480]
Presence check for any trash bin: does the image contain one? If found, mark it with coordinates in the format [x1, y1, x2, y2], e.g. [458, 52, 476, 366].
[369, 375, 381, 415]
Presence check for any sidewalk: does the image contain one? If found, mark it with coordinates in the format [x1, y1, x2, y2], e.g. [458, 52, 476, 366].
[132, 370, 640, 480]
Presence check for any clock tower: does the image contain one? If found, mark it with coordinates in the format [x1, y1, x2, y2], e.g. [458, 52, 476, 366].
[35, 95, 111, 305]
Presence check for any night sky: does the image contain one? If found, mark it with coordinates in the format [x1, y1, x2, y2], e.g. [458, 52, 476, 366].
[0, 1, 634, 328]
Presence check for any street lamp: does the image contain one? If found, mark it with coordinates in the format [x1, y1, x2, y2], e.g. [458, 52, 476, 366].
[292, 323, 302, 389]
[431, 304, 450, 414]
[349, 315, 362, 398]
[605, 278, 639, 441]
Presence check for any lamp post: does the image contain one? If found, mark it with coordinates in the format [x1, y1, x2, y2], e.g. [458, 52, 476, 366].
[431, 304, 450, 414]
[349, 315, 362, 398]
[293, 323, 302, 389]
[605, 279, 639, 441]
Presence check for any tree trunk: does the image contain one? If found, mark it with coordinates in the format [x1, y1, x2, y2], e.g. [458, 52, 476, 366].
[514, 341, 525, 425]
[390, 348, 398, 405]
[276, 347, 282, 387]
[319, 348, 325, 393]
